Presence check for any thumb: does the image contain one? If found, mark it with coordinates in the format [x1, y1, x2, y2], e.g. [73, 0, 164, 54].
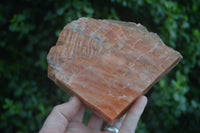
[39, 96, 82, 133]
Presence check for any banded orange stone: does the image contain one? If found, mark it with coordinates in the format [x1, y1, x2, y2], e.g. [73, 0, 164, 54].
[47, 17, 182, 123]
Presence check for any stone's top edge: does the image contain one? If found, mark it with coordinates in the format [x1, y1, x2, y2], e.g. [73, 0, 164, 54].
[62, 17, 182, 58]
[64, 17, 157, 42]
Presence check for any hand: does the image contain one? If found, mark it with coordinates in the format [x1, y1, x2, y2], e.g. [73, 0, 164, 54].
[39, 96, 147, 133]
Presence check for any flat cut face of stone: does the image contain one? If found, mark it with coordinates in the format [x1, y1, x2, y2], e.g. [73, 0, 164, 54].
[47, 17, 182, 123]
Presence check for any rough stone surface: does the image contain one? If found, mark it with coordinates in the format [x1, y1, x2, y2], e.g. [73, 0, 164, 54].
[47, 17, 182, 123]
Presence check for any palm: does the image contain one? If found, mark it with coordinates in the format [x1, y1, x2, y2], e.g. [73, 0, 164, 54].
[66, 106, 107, 133]
[66, 121, 106, 133]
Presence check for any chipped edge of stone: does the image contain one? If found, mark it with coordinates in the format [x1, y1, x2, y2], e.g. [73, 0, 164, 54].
[104, 19, 165, 44]
[102, 19, 182, 59]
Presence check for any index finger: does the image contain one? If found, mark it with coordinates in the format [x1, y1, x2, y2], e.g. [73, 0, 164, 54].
[119, 96, 147, 133]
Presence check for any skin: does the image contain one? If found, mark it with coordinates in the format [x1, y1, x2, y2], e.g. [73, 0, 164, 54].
[39, 96, 147, 133]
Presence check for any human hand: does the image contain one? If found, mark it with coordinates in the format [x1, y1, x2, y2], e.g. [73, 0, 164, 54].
[39, 96, 147, 133]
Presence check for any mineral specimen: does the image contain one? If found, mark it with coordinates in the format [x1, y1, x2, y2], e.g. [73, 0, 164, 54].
[47, 17, 182, 123]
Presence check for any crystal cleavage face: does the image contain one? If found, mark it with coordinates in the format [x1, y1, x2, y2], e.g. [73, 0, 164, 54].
[47, 17, 182, 123]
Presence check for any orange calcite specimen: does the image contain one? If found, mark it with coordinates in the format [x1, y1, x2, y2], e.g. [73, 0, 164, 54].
[47, 18, 182, 123]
